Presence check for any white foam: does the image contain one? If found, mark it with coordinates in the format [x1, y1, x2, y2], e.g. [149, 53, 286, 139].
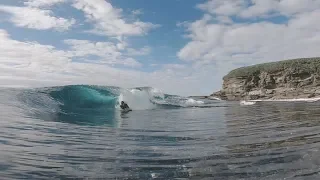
[240, 100, 256, 106]
[149, 88, 165, 99]
[208, 96, 222, 101]
[240, 97, 320, 105]
[250, 97, 320, 102]
[185, 98, 204, 106]
[117, 89, 157, 110]
[117, 87, 206, 109]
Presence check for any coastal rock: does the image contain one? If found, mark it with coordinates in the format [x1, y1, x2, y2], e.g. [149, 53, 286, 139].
[211, 57, 320, 101]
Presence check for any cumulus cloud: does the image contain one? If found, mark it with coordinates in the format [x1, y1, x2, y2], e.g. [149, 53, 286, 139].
[179, 1, 320, 67]
[24, 0, 67, 8]
[64, 39, 142, 67]
[197, 0, 320, 18]
[0, 1, 175, 93]
[0, 5, 75, 31]
[72, 0, 159, 37]
[1, 0, 159, 36]
[132, 9, 144, 16]
[4, 0, 319, 96]
[173, 0, 320, 94]
[197, 0, 248, 17]
[0, 29, 142, 74]
[238, 0, 320, 18]
[0, 29, 72, 71]
[0, 29, 213, 95]
[0, 31, 218, 95]
[126, 46, 151, 56]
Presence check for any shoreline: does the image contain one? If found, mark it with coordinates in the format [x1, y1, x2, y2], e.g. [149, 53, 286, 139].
[239, 96, 320, 105]
[188, 95, 320, 102]
[249, 97, 320, 102]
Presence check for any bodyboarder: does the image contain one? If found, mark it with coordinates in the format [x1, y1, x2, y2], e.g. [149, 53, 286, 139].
[120, 101, 130, 110]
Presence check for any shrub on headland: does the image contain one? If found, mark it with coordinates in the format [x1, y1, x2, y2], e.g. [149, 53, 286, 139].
[224, 57, 320, 80]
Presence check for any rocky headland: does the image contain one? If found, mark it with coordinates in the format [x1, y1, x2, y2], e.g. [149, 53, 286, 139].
[211, 57, 320, 101]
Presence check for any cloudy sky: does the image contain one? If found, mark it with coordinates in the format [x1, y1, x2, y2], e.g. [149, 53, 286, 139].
[0, 0, 320, 96]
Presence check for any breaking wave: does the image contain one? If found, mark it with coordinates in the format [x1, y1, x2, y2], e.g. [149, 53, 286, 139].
[2, 85, 217, 125]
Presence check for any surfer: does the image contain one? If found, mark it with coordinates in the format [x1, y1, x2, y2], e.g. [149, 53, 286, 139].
[120, 101, 130, 110]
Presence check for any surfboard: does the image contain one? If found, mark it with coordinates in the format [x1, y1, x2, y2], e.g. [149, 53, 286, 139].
[121, 108, 132, 113]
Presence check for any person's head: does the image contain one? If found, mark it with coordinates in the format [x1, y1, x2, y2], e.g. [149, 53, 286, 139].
[121, 101, 124, 104]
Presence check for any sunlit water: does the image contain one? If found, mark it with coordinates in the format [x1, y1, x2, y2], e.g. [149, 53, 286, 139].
[1, 87, 320, 179]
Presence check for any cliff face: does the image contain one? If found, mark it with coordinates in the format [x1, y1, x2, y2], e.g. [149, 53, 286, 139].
[212, 57, 320, 101]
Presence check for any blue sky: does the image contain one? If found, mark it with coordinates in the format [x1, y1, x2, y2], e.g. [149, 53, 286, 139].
[0, 0, 320, 96]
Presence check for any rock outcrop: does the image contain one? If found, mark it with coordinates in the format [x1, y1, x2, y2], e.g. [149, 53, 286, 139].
[212, 57, 320, 101]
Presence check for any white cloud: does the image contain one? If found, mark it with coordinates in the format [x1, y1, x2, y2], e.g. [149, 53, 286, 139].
[176, 1, 320, 94]
[64, 39, 142, 67]
[132, 9, 143, 16]
[179, 9, 320, 66]
[1, 1, 219, 96]
[0, 29, 142, 74]
[0, 29, 211, 95]
[178, 15, 226, 61]
[198, 0, 320, 18]
[72, 0, 159, 37]
[126, 46, 151, 56]
[0, 0, 155, 67]
[277, 0, 320, 15]
[215, 16, 233, 24]
[239, 0, 278, 18]
[163, 64, 186, 69]
[0, 29, 72, 71]
[24, 0, 67, 8]
[240, 0, 320, 18]
[179, 0, 320, 66]
[197, 0, 247, 17]
[177, 21, 189, 28]
[0, 5, 75, 31]
[1, 28, 227, 95]
[1, 0, 320, 96]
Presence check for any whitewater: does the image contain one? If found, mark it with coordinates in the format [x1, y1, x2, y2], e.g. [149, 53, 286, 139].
[2, 85, 320, 179]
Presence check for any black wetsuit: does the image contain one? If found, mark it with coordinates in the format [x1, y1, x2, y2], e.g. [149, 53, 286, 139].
[120, 103, 129, 110]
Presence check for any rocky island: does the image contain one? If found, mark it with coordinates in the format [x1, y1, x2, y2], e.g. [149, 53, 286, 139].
[212, 57, 320, 101]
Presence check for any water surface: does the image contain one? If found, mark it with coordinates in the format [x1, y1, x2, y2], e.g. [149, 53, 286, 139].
[1, 86, 320, 179]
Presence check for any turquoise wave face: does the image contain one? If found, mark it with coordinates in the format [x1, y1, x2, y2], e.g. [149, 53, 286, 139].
[47, 85, 119, 109]
[15, 85, 120, 125]
[11, 85, 215, 125]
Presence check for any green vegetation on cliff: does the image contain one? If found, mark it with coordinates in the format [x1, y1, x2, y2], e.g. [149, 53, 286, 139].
[224, 57, 320, 80]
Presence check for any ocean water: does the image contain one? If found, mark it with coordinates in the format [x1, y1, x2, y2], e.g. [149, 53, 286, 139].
[1, 85, 320, 180]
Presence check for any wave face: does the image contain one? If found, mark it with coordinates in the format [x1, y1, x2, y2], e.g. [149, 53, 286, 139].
[11, 85, 214, 125]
